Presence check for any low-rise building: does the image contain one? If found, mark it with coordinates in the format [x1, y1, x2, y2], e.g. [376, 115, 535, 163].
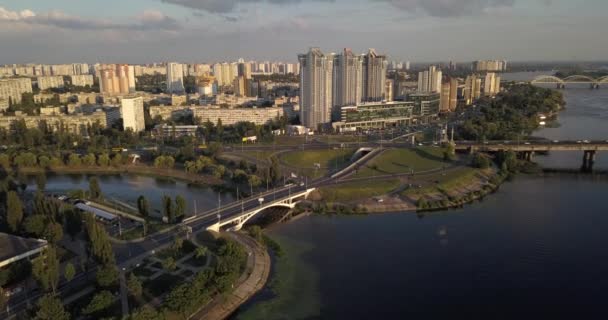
[332, 101, 415, 132]
[37, 76, 65, 90]
[153, 124, 199, 138]
[0, 110, 108, 134]
[70, 74, 94, 87]
[193, 106, 285, 126]
[0, 78, 33, 104]
[407, 92, 441, 117]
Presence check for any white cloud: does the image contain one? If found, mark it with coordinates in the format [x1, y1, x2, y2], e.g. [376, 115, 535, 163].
[0, 6, 180, 31]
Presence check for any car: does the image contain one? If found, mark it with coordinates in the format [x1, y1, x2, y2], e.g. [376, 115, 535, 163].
[524, 142, 531, 145]
[553, 140, 559, 143]
[577, 140, 583, 144]
[583, 140, 590, 143]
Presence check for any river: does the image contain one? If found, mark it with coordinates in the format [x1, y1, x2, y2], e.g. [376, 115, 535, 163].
[233, 72, 608, 319]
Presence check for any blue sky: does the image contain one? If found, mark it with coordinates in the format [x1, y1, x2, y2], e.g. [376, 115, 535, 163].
[0, 0, 607, 64]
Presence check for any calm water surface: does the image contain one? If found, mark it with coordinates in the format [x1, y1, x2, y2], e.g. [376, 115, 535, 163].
[235, 72, 608, 319]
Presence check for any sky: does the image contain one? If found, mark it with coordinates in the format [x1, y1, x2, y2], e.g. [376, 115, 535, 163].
[0, 0, 607, 64]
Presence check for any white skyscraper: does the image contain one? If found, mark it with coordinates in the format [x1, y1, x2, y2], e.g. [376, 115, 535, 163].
[333, 48, 363, 113]
[121, 96, 145, 132]
[417, 66, 442, 93]
[166, 62, 185, 93]
[362, 49, 388, 102]
[299, 48, 334, 130]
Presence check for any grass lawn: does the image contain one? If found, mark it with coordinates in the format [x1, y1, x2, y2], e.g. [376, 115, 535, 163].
[354, 147, 448, 178]
[239, 150, 278, 161]
[402, 167, 488, 198]
[320, 179, 402, 203]
[315, 135, 368, 144]
[280, 148, 355, 178]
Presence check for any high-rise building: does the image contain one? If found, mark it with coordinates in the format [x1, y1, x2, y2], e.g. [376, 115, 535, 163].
[299, 48, 333, 130]
[483, 73, 501, 96]
[99, 64, 136, 95]
[464, 74, 482, 105]
[70, 75, 94, 87]
[238, 61, 252, 79]
[473, 60, 508, 72]
[440, 78, 459, 112]
[166, 62, 185, 94]
[120, 96, 145, 132]
[362, 49, 388, 102]
[333, 48, 363, 113]
[417, 66, 442, 93]
[385, 79, 394, 102]
[0, 78, 32, 105]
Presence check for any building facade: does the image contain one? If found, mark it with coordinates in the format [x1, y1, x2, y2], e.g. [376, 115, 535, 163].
[166, 62, 185, 94]
[70, 75, 94, 87]
[120, 96, 145, 132]
[332, 48, 363, 114]
[332, 101, 414, 132]
[37, 76, 65, 90]
[362, 49, 388, 102]
[299, 48, 334, 130]
[0, 78, 32, 105]
[417, 66, 442, 93]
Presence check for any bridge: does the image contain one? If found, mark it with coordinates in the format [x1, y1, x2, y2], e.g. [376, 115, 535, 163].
[206, 188, 316, 232]
[456, 141, 608, 172]
[531, 75, 608, 89]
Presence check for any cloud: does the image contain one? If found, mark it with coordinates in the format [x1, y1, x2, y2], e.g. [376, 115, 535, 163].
[374, 0, 516, 17]
[161, 0, 333, 13]
[0, 6, 180, 31]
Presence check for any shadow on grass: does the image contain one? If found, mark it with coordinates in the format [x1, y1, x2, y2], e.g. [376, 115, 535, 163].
[412, 147, 447, 163]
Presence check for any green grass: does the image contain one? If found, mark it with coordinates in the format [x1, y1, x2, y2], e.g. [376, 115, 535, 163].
[320, 179, 402, 203]
[354, 147, 448, 178]
[238, 150, 277, 161]
[280, 149, 355, 178]
[315, 135, 368, 144]
[402, 167, 486, 198]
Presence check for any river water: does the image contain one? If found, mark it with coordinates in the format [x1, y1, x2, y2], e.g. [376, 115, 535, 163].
[234, 72, 608, 319]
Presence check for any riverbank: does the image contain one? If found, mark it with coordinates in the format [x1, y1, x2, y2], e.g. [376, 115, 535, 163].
[191, 232, 271, 320]
[10, 164, 224, 186]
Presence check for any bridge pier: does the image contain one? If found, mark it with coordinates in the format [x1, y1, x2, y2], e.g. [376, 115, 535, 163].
[581, 150, 597, 173]
[591, 83, 600, 89]
[518, 151, 534, 161]
[207, 222, 220, 233]
[557, 83, 565, 89]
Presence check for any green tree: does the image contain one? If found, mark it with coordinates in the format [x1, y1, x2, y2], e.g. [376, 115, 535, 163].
[89, 177, 102, 199]
[97, 153, 110, 167]
[162, 257, 177, 271]
[7, 191, 24, 232]
[68, 153, 82, 167]
[82, 290, 114, 315]
[127, 273, 143, 299]
[34, 294, 70, 320]
[82, 153, 96, 166]
[137, 195, 149, 219]
[84, 215, 115, 264]
[0, 154, 9, 168]
[111, 153, 122, 167]
[164, 283, 196, 319]
[64, 262, 76, 282]
[163, 195, 174, 223]
[96, 263, 118, 288]
[24, 214, 47, 237]
[172, 237, 183, 253]
[195, 246, 208, 260]
[175, 195, 186, 222]
[43, 222, 64, 243]
[38, 155, 51, 168]
[471, 153, 491, 169]
[128, 306, 164, 320]
[32, 247, 60, 293]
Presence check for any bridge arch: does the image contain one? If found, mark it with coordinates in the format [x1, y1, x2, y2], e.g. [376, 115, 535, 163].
[597, 76, 608, 84]
[531, 75, 564, 84]
[563, 75, 597, 83]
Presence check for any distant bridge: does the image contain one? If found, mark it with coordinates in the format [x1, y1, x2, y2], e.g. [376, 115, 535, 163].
[531, 75, 608, 89]
[206, 188, 315, 232]
[456, 141, 608, 172]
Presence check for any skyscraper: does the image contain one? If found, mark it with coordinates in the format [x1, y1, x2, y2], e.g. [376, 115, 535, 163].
[484, 73, 501, 96]
[299, 48, 333, 130]
[166, 62, 185, 93]
[333, 48, 363, 113]
[417, 66, 442, 93]
[464, 74, 482, 105]
[362, 49, 387, 102]
[99, 64, 136, 95]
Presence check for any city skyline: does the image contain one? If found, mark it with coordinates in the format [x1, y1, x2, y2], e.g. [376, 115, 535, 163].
[1, 0, 608, 64]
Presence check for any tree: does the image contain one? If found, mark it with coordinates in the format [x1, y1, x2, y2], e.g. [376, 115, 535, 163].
[89, 177, 102, 199]
[164, 283, 196, 319]
[67, 153, 82, 167]
[162, 257, 177, 271]
[172, 237, 183, 253]
[471, 153, 491, 169]
[0, 154, 9, 168]
[163, 195, 174, 223]
[175, 195, 186, 222]
[127, 273, 143, 299]
[111, 153, 122, 167]
[24, 214, 47, 237]
[96, 263, 118, 288]
[84, 215, 115, 264]
[43, 222, 64, 243]
[137, 195, 150, 219]
[195, 246, 208, 260]
[64, 262, 76, 282]
[32, 247, 60, 293]
[34, 294, 70, 320]
[128, 306, 164, 320]
[65, 209, 83, 240]
[7, 191, 23, 232]
[82, 290, 114, 315]
[82, 153, 96, 166]
[97, 153, 110, 167]
[0, 288, 6, 313]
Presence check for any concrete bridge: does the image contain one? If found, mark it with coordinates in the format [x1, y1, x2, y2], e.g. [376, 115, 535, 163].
[206, 188, 315, 232]
[456, 141, 608, 172]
